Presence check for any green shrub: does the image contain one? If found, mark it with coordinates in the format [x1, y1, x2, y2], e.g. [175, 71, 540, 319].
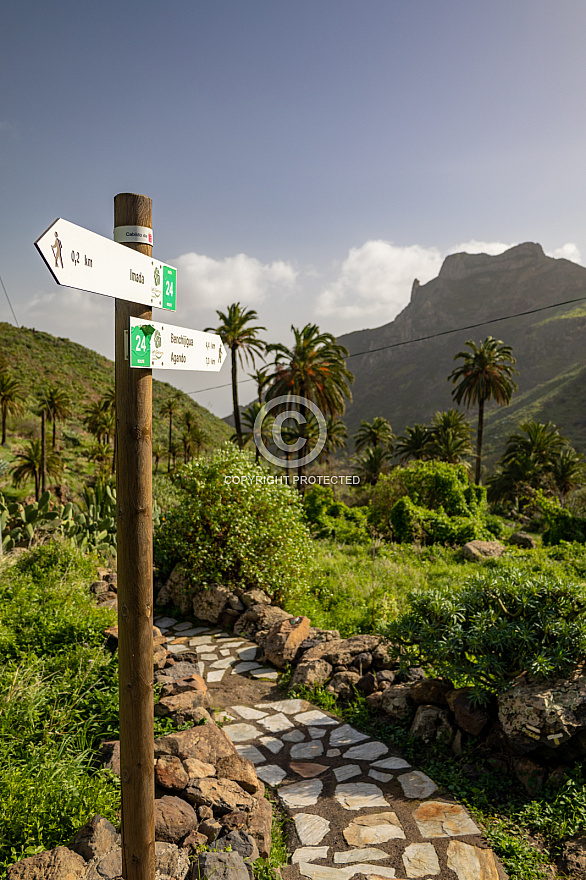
[536, 491, 586, 545]
[370, 461, 493, 546]
[387, 566, 586, 696]
[303, 485, 370, 544]
[154, 444, 313, 603]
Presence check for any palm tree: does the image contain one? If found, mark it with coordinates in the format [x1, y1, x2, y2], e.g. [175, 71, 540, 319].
[354, 417, 394, 453]
[0, 372, 26, 446]
[501, 420, 566, 469]
[250, 367, 271, 404]
[267, 324, 353, 418]
[152, 441, 164, 475]
[427, 409, 473, 464]
[355, 446, 392, 486]
[100, 386, 116, 474]
[552, 447, 586, 502]
[35, 389, 53, 496]
[207, 304, 266, 448]
[160, 392, 182, 472]
[266, 324, 353, 475]
[449, 336, 518, 484]
[395, 424, 432, 463]
[11, 439, 60, 501]
[45, 383, 73, 448]
[487, 421, 575, 506]
[84, 400, 114, 444]
[240, 402, 275, 463]
[322, 416, 348, 463]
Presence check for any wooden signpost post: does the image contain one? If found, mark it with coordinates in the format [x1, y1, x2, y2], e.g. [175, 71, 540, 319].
[35, 193, 226, 880]
[114, 193, 156, 880]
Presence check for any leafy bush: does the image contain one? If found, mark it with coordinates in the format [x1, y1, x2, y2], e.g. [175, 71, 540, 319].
[154, 444, 313, 603]
[536, 490, 586, 545]
[303, 485, 370, 543]
[371, 461, 493, 545]
[387, 566, 586, 696]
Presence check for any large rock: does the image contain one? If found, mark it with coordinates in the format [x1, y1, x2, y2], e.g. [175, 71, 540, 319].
[512, 756, 546, 796]
[498, 671, 586, 755]
[371, 641, 401, 669]
[301, 634, 380, 668]
[155, 719, 237, 764]
[446, 688, 493, 736]
[190, 851, 249, 880]
[410, 705, 454, 744]
[69, 814, 120, 861]
[7, 847, 86, 880]
[216, 754, 262, 795]
[154, 842, 190, 880]
[154, 795, 199, 844]
[327, 670, 361, 699]
[263, 615, 310, 669]
[155, 755, 189, 791]
[157, 567, 192, 614]
[248, 795, 272, 859]
[289, 658, 333, 690]
[83, 847, 122, 880]
[98, 740, 120, 775]
[462, 540, 505, 561]
[380, 683, 414, 720]
[213, 829, 259, 864]
[509, 531, 537, 549]
[154, 661, 203, 685]
[153, 644, 168, 670]
[241, 589, 271, 608]
[185, 777, 255, 815]
[234, 604, 292, 643]
[191, 583, 233, 624]
[559, 835, 586, 879]
[409, 678, 454, 706]
[85, 843, 190, 880]
[154, 691, 207, 724]
[160, 674, 207, 699]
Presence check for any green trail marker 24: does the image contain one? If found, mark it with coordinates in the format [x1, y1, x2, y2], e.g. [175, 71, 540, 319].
[129, 317, 226, 371]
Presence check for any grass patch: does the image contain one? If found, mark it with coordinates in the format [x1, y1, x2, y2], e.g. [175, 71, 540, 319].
[0, 542, 120, 872]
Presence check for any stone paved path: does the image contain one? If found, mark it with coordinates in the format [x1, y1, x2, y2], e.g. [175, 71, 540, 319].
[155, 615, 507, 880]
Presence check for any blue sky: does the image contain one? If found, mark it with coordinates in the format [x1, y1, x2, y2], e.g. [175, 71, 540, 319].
[2, 0, 586, 415]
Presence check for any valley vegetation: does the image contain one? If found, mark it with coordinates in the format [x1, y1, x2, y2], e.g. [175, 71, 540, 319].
[4, 308, 586, 879]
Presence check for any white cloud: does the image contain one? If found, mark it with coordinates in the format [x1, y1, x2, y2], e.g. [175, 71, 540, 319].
[175, 251, 297, 311]
[547, 243, 582, 263]
[315, 240, 442, 323]
[447, 239, 516, 257]
[313, 237, 584, 330]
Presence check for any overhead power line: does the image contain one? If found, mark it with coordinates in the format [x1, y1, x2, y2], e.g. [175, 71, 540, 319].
[184, 293, 586, 398]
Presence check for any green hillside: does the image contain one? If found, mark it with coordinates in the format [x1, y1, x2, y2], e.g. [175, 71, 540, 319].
[0, 322, 231, 500]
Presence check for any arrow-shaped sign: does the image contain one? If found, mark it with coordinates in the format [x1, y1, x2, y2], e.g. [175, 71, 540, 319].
[35, 218, 176, 310]
[129, 317, 226, 371]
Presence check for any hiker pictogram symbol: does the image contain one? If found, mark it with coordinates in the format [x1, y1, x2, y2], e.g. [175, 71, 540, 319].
[51, 231, 63, 268]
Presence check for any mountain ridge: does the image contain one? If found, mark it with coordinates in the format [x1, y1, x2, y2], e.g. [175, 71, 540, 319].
[338, 243, 586, 464]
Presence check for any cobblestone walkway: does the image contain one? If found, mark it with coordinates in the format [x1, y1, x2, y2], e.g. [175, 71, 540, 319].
[155, 615, 507, 880]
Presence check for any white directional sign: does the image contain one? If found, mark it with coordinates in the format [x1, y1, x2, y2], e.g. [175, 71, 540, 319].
[129, 317, 227, 371]
[35, 218, 176, 310]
